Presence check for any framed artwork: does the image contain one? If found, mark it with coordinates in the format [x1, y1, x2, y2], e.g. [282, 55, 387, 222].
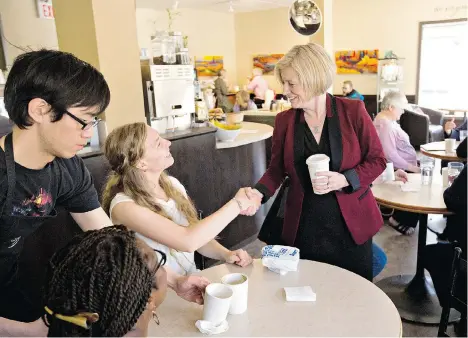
[195, 56, 224, 77]
[253, 54, 284, 75]
[335, 50, 379, 74]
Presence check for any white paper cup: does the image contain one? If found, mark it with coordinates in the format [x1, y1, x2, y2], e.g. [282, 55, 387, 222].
[221, 273, 248, 314]
[306, 154, 330, 195]
[442, 167, 449, 187]
[385, 163, 395, 181]
[445, 139, 456, 153]
[202, 283, 233, 325]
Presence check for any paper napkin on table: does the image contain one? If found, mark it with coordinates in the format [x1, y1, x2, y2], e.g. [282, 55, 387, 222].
[195, 320, 229, 335]
[284, 286, 316, 302]
[400, 182, 421, 192]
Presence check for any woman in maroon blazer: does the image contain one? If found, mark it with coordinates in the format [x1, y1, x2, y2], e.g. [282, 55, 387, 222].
[254, 43, 387, 280]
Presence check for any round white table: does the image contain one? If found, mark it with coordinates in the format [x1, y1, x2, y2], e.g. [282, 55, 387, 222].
[421, 141, 464, 161]
[372, 173, 457, 325]
[149, 259, 401, 337]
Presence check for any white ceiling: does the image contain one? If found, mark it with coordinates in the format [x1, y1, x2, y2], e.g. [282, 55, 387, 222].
[136, 0, 294, 13]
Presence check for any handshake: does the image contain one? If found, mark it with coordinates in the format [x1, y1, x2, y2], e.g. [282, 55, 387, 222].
[233, 187, 263, 216]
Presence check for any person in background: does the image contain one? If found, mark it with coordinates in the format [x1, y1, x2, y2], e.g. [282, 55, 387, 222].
[342, 80, 364, 101]
[424, 142, 467, 336]
[102, 123, 258, 278]
[251, 43, 387, 280]
[374, 91, 420, 235]
[233, 90, 257, 112]
[247, 68, 269, 106]
[443, 118, 467, 141]
[214, 69, 233, 114]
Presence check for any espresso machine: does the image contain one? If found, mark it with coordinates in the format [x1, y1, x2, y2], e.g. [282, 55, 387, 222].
[141, 64, 195, 134]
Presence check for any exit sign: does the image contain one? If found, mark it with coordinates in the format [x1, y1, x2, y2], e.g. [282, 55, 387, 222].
[37, 0, 54, 19]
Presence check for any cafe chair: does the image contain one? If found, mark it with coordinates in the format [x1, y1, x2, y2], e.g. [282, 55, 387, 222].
[438, 246, 467, 337]
[258, 177, 290, 245]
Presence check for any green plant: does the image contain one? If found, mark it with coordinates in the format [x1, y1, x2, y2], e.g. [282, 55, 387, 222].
[166, 8, 181, 31]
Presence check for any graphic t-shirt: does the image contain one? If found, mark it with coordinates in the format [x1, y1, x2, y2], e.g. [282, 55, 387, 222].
[0, 145, 100, 286]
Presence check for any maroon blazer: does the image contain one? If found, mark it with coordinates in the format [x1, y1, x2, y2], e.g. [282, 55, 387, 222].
[256, 94, 386, 245]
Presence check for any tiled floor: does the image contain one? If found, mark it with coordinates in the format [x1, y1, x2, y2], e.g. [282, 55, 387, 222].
[241, 215, 457, 337]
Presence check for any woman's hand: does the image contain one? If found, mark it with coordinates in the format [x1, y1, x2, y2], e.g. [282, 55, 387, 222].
[312, 171, 349, 194]
[408, 164, 421, 173]
[224, 249, 253, 267]
[395, 169, 408, 183]
[234, 188, 261, 216]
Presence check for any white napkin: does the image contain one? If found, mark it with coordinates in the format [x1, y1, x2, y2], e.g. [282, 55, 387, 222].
[284, 286, 316, 302]
[195, 320, 229, 335]
[400, 182, 421, 192]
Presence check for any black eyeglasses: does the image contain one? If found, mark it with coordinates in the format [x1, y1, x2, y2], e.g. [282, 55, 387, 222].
[64, 110, 101, 131]
[153, 249, 167, 272]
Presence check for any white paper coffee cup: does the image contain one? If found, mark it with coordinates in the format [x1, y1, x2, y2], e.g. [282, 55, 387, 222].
[306, 154, 330, 195]
[221, 273, 248, 315]
[202, 283, 233, 325]
[385, 163, 395, 181]
[445, 139, 456, 153]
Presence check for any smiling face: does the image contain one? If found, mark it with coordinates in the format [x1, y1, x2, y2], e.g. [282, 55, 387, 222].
[138, 126, 174, 173]
[280, 67, 310, 109]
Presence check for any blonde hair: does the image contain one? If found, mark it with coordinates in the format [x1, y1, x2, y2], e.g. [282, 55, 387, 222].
[235, 90, 250, 111]
[275, 42, 335, 98]
[343, 80, 353, 87]
[102, 122, 199, 227]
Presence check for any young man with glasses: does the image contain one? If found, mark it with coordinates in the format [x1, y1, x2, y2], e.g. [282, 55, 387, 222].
[0, 50, 209, 336]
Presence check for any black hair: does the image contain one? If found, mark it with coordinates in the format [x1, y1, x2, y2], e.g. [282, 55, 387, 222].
[4, 49, 110, 129]
[42, 225, 154, 337]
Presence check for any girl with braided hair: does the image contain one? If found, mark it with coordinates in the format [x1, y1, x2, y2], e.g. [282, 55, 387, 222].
[42, 225, 167, 337]
[102, 123, 258, 279]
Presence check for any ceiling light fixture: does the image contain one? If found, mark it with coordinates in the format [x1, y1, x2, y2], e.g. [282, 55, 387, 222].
[229, 1, 234, 12]
[172, 0, 179, 10]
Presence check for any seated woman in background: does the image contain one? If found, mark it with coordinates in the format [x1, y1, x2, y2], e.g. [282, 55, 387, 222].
[233, 90, 257, 112]
[102, 123, 257, 277]
[374, 91, 420, 235]
[42, 225, 167, 337]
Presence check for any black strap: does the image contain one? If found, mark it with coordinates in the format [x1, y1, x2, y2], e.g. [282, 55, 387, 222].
[1, 133, 16, 216]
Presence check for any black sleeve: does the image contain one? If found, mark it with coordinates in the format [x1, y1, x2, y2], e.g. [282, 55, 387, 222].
[342, 169, 361, 193]
[444, 166, 467, 213]
[56, 156, 101, 213]
[456, 138, 467, 159]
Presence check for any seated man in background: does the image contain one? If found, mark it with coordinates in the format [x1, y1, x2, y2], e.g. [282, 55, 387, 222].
[444, 118, 467, 141]
[342, 80, 364, 101]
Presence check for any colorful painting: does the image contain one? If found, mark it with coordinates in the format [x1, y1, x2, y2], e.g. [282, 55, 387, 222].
[195, 56, 224, 77]
[335, 50, 379, 74]
[253, 54, 284, 75]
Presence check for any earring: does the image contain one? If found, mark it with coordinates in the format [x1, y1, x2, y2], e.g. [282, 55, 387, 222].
[152, 311, 160, 325]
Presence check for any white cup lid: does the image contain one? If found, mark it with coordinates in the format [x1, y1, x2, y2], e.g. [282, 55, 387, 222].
[306, 154, 330, 165]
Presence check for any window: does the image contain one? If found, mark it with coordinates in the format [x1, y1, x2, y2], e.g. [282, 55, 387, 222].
[417, 20, 467, 110]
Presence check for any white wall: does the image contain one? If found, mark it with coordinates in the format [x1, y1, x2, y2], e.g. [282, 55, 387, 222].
[332, 0, 468, 95]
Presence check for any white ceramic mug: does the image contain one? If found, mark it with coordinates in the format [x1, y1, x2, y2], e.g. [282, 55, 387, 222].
[221, 273, 248, 314]
[445, 138, 456, 153]
[202, 283, 233, 325]
[306, 154, 330, 195]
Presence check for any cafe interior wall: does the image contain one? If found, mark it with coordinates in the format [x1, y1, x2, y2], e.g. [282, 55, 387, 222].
[135, 5, 237, 83]
[332, 0, 468, 95]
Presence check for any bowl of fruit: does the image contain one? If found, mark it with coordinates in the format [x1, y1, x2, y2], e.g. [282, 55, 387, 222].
[210, 119, 242, 142]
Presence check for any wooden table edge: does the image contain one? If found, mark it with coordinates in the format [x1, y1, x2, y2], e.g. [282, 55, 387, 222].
[420, 148, 464, 161]
[375, 197, 452, 215]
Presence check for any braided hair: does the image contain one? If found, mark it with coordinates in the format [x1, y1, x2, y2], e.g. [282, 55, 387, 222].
[43, 225, 154, 337]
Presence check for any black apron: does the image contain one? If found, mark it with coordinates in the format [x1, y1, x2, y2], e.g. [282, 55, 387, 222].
[0, 133, 57, 321]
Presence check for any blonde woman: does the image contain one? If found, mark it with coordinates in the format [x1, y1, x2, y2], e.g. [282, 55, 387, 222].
[252, 43, 386, 280]
[102, 123, 257, 277]
[233, 90, 257, 112]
